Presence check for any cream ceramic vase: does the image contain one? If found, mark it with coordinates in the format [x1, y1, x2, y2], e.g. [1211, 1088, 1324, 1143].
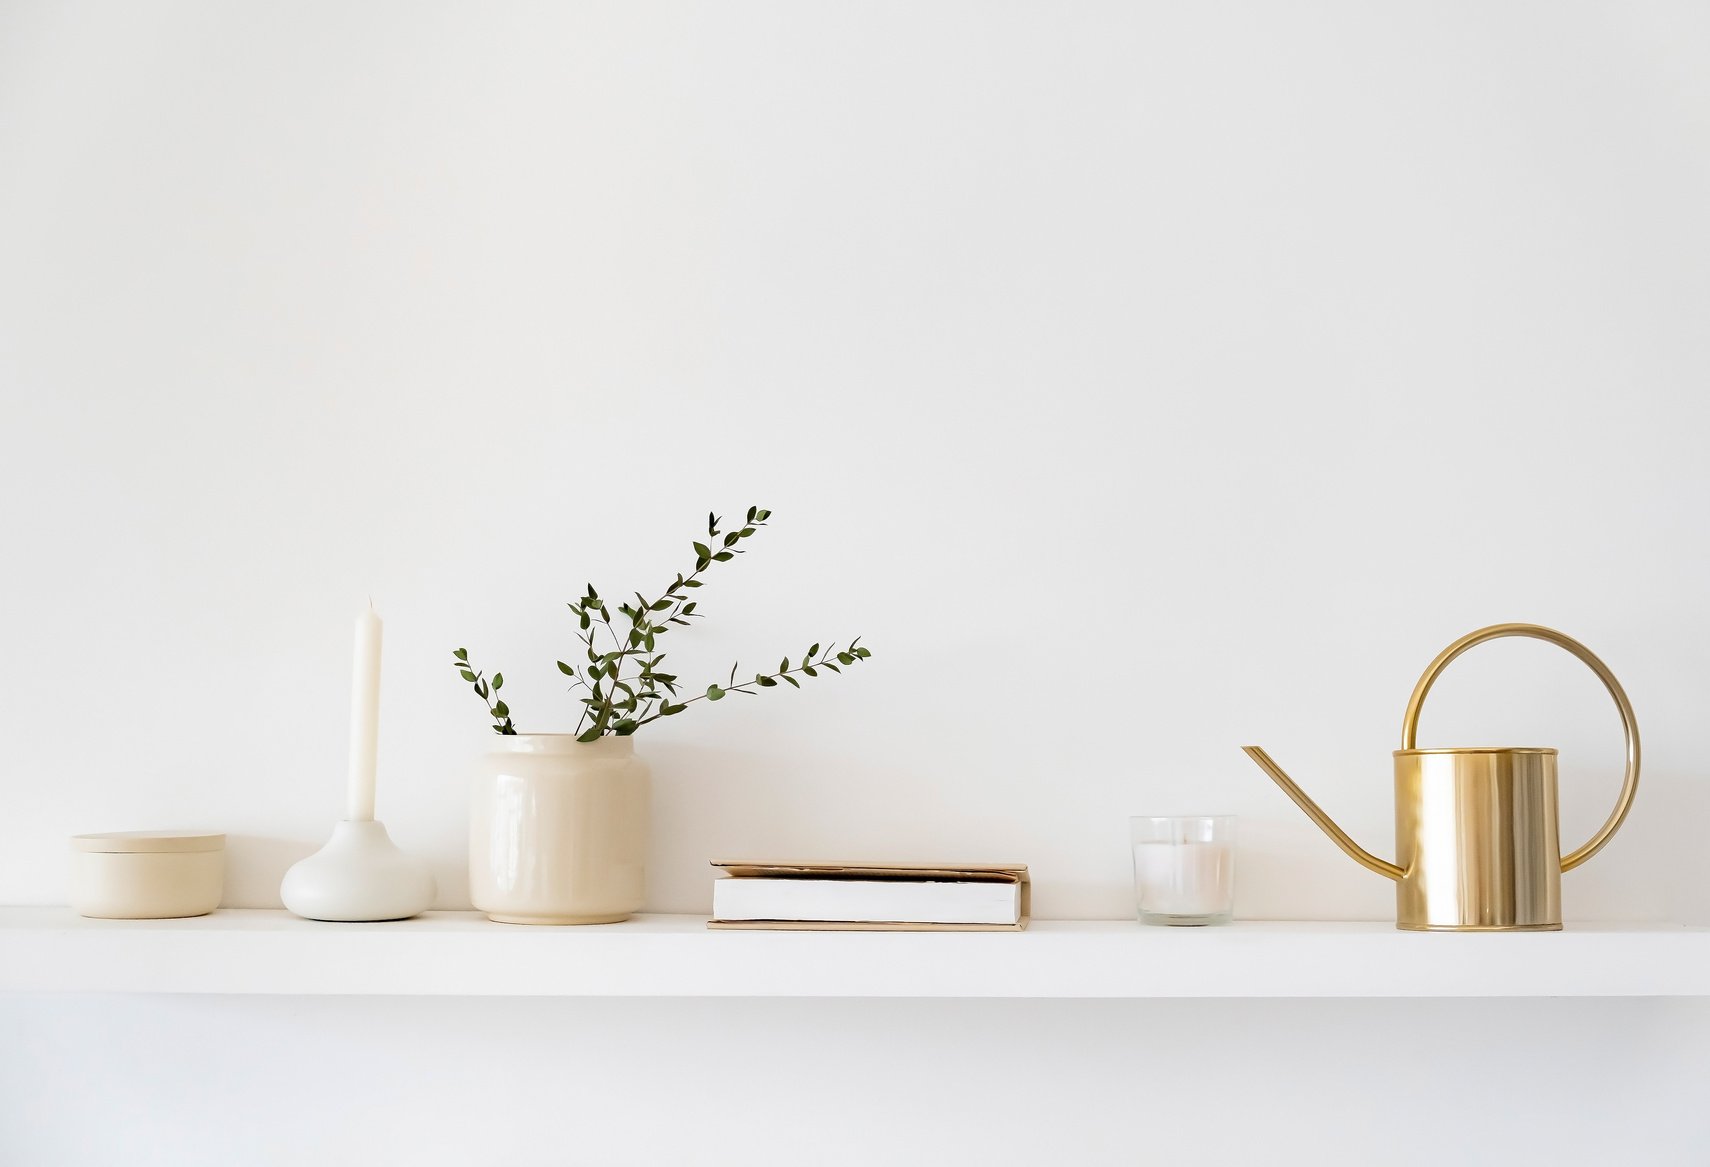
[469, 734, 649, 924]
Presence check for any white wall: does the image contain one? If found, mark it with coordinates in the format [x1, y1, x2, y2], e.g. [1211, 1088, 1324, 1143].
[3, 2, 1709, 1163]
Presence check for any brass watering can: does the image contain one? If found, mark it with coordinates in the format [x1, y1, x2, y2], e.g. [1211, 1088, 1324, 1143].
[1244, 624, 1640, 932]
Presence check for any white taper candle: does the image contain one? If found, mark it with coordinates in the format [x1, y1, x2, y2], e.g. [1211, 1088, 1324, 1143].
[346, 603, 382, 821]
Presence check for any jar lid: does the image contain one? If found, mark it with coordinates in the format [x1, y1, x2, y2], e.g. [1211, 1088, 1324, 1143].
[72, 831, 225, 854]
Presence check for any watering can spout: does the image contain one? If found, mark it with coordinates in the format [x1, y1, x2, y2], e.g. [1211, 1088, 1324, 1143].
[1242, 746, 1403, 881]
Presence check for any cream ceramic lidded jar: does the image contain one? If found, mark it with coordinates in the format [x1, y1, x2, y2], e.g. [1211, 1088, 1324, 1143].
[70, 831, 225, 919]
[469, 735, 649, 924]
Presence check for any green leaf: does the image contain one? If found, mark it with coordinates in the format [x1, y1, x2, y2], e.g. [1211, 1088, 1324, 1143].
[477, 681, 489, 698]
[492, 673, 503, 690]
[739, 527, 755, 538]
[614, 719, 638, 736]
[649, 599, 672, 611]
[802, 666, 818, 678]
[662, 703, 686, 715]
[707, 512, 718, 535]
[460, 670, 478, 683]
[492, 700, 509, 717]
[822, 662, 840, 673]
[782, 674, 800, 688]
[713, 551, 734, 562]
[706, 685, 726, 701]
[854, 647, 871, 658]
[723, 531, 740, 547]
[684, 579, 702, 588]
[557, 661, 575, 676]
[746, 505, 757, 522]
[453, 648, 468, 660]
[756, 508, 771, 520]
[757, 675, 777, 687]
[577, 727, 603, 743]
[808, 643, 821, 657]
[837, 653, 854, 665]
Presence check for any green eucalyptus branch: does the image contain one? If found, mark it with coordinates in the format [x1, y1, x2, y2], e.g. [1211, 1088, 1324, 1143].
[451, 648, 517, 735]
[455, 506, 871, 741]
[561, 506, 768, 740]
[634, 638, 873, 727]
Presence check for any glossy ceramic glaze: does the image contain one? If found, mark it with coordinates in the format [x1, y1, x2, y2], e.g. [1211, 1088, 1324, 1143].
[469, 735, 649, 924]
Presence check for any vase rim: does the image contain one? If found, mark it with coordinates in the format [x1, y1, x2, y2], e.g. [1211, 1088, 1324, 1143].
[489, 733, 636, 754]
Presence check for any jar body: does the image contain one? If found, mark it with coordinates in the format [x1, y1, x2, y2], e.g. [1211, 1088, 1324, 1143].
[71, 849, 223, 919]
[469, 735, 650, 924]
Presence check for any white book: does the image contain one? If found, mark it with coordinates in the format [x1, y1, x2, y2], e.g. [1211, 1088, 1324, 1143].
[712, 876, 1021, 925]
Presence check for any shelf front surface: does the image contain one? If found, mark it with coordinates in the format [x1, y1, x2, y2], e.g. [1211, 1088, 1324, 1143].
[1, 909, 1704, 999]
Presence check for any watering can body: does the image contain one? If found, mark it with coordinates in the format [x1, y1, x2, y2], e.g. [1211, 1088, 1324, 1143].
[1245, 624, 1640, 932]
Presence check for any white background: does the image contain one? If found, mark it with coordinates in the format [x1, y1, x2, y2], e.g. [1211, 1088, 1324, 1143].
[3, 2, 1708, 1163]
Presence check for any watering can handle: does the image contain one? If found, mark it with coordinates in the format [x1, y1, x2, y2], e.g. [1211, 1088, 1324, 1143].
[1401, 623, 1641, 874]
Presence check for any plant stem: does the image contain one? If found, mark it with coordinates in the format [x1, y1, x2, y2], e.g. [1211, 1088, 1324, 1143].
[632, 644, 853, 727]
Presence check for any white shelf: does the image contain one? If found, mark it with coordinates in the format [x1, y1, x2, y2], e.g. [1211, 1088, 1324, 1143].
[3, 909, 1706, 998]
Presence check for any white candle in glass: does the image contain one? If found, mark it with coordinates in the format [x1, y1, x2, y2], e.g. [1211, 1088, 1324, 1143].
[1132, 840, 1233, 915]
[345, 604, 383, 822]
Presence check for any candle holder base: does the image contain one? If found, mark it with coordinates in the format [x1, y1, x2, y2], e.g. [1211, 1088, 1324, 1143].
[281, 820, 436, 922]
[1139, 910, 1233, 927]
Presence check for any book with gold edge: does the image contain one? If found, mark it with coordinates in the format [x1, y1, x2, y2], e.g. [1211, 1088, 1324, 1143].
[708, 860, 1030, 932]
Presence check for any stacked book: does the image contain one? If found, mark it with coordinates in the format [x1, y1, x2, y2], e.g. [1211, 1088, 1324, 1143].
[708, 860, 1030, 931]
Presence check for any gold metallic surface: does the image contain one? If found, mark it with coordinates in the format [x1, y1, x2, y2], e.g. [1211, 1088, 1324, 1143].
[1393, 747, 1561, 930]
[1245, 623, 1640, 932]
[1401, 623, 1641, 874]
[1241, 747, 1403, 880]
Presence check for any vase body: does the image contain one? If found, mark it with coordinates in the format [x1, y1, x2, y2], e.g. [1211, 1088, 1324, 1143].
[469, 735, 649, 924]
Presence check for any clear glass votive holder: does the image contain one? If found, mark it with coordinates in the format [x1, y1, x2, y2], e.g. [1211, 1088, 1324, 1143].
[1131, 815, 1235, 926]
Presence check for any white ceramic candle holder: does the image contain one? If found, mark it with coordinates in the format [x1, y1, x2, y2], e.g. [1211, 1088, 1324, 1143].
[283, 603, 434, 921]
[281, 819, 435, 922]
